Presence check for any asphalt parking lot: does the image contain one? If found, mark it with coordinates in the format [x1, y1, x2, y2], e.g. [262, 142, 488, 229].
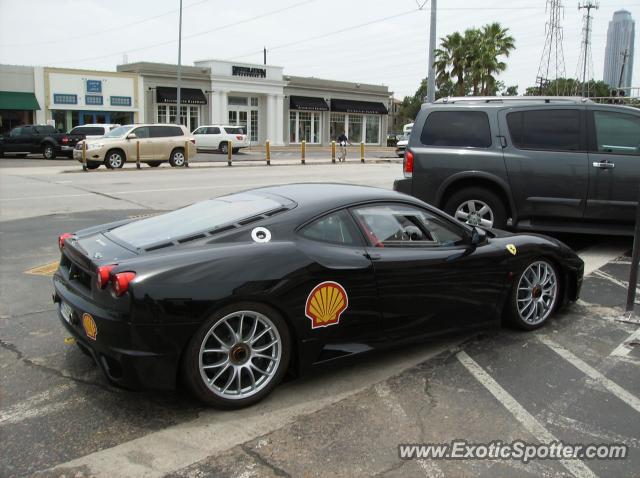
[1, 158, 638, 477]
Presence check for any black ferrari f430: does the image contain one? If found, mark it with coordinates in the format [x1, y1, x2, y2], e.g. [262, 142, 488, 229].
[53, 184, 583, 408]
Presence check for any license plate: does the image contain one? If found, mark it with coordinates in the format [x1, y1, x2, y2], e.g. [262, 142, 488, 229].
[60, 301, 73, 323]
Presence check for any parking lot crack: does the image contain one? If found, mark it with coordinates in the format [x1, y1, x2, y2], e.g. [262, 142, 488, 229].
[372, 459, 406, 477]
[0, 337, 120, 395]
[240, 444, 291, 478]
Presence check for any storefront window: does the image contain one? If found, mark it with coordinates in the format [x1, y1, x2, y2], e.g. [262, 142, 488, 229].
[365, 115, 380, 144]
[250, 110, 258, 142]
[189, 107, 199, 132]
[228, 96, 248, 106]
[157, 105, 167, 123]
[299, 112, 312, 143]
[289, 111, 296, 143]
[330, 113, 346, 140]
[52, 110, 67, 132]
[111, 112, 133, 126]
[169, 105, 177, 124]
[348, 115, 363, 143]
[179, 106, 188, 127]
[312, 114, 320, 143]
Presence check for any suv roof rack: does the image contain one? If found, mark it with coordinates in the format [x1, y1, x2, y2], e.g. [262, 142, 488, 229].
[434, 96, 593, 105]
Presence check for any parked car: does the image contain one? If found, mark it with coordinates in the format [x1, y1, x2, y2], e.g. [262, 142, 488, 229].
[395, 132, 410, 157]
[193, 125, 250, 154]
[70, 124, 119, 140]
[73, 124, 196, 169]
[394, 97, 640, 235]
[0, 124, 84, 159]
[53, 183, 583, 408]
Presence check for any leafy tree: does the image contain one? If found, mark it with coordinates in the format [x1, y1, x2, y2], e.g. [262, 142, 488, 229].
[525, 78, 611, 97]
[434, 23, 515, 97]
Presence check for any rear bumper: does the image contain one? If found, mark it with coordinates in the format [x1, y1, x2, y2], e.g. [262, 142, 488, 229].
[393, 178, 412, 196]
[53, 275, 180, 391]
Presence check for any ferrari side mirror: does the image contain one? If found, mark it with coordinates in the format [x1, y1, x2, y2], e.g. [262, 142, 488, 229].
[470, 226, 487, 246]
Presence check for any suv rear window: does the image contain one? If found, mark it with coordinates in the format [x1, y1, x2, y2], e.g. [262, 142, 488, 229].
[420, 111, 491, 148]
[150, 126, 184, 137]
[507, 110, 580, 151]
[224, 127, 244, 135]
[70, 126, 104, 136]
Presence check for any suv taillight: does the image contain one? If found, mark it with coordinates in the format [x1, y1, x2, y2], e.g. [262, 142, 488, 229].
[61, 136, 69, 144]
[58, 233, 73, 250]
[403, 150, 414, 178]
[236, 135, 243, 141]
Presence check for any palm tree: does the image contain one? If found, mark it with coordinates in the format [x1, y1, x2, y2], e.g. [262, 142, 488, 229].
[434, 32, 466, 96]
[479, 23, 515, 95]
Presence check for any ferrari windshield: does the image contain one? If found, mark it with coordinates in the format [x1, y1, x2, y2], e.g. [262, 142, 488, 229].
[110, 193, 290, 248]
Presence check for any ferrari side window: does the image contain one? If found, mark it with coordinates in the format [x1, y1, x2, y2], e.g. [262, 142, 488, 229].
[352, 205, 465, 248]
[300, 210, 361, 246]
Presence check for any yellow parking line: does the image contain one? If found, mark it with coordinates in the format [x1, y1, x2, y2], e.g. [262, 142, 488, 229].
[25, 261, 59, 276]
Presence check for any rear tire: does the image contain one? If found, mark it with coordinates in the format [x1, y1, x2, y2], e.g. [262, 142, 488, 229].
[182, 302, 291, 409]
[444, 187, 507, 230]
[42, 143, 56, 160]
[232, 147, 240, 154]
[169, 148, 185, 167]
[219, 142, 228, 155]
[148, 161, 162, 167]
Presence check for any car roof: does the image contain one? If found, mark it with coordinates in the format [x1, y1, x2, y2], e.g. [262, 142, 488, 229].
[76, 123, 119, 128]
[199, 125, 244, 129]
[253, 183, 414, 211]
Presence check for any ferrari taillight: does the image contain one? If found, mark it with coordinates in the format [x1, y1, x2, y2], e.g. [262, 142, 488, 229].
[112, 272, 136, 297]
[58, 233, 73, 250]
[96, 265, 115, 289]
[404, 150, 414, 178]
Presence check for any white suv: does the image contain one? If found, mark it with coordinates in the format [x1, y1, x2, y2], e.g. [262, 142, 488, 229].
[193, 125, 250, 154]
[69, 124, 120, 140]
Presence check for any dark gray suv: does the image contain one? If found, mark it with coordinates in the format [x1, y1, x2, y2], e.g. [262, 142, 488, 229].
[393, 97, 640, 235]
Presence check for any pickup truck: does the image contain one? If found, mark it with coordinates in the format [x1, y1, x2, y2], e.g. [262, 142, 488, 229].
[0, 124, 85, 159]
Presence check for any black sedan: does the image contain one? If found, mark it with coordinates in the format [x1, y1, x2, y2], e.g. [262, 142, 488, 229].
[53, 184, 584, 408]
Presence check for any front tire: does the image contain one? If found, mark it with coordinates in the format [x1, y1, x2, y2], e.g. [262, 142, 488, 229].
[506, 259, 559, 330]
[86, 162, 100, 170]
[104, 150, 125, 169]
[42, 144, 56, 160]
[444, 187, 507, 230]
[219, 142, 228, 155]
[169, 148, 185, 167]
[182, 302, 291, 409]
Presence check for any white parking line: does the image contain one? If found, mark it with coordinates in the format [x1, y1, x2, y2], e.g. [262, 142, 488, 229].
[539, 337, 640, 414]
[457, 351, 598, 478]
[0, 386, 73, 425]
[591, 269, 640, 296]
[610, 328, 640, 358]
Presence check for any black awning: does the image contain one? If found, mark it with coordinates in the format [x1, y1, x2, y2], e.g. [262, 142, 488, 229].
[331, 99, 388, 115]
[289, 96, 329, 111]
[156, 86, 207, 105]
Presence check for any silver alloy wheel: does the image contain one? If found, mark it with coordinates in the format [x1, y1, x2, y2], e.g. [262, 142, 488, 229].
[454, 200, 494, 228]
[516, 261, 558, 325]
[44, 145, 53, 159]
[172, 151, 185, 166]
[198, 310, 282, 400]
[107, 152, 123, 168]
[220, 143, 228, 154]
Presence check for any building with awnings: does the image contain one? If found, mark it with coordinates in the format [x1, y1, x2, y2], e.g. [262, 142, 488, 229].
[117, 62, 211, 133]
[0, 65, 43, 134]
[285, 76, 390, 146]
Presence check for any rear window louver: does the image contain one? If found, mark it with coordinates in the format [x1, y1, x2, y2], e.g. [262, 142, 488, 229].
[141, 206, 290, 252]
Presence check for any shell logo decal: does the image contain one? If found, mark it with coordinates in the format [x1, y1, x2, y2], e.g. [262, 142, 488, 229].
[506, 244, 517, 256]
[305, 281, 349, 329]
[82, 313, 98, 341]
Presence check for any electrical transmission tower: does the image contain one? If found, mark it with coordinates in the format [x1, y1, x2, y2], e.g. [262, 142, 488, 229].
[535, 0, 566, 95]
[574, 1, 599, 97]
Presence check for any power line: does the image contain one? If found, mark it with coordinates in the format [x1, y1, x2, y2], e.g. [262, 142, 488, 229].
[47, 0, 318, 65]
[574, 0, 599, 96]
[535, 0, 566, 95]
[0, 0, 210, 48]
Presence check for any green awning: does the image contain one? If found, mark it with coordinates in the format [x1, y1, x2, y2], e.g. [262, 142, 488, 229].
[0, 91, 40, 110]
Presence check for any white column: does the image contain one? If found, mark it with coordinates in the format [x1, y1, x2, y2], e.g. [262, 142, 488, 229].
[274, 94, 284, 146]
[266, 94, 276, 145]
[33, 66, 46, 124]
[212, 90, 227, 124]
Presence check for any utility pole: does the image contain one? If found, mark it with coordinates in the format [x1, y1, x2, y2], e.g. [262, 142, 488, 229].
[535, 0, 566, 95]
[426, 0, 437, 103]
[176, 0, 183, 125]
[618, 48, 629, 88]
[577, 1, 598, 97]
[264, 47, 267, 65]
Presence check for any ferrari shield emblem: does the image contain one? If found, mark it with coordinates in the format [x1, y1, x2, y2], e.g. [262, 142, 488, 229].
[82, 313, 98, 340]
[305, 281, 349, 329]
[506, 244, 517, 256]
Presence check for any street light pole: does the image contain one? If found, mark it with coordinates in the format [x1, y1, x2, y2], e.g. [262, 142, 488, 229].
[176, 0, 183, 125]
[426, 0, 437, 103]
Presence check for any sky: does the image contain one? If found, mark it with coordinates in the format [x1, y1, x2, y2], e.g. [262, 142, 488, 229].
[0, 0, 638, 98]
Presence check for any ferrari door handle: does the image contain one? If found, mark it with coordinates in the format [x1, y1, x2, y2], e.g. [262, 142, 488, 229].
[592, 161, 615, 169]
[365, 252, 382, 260]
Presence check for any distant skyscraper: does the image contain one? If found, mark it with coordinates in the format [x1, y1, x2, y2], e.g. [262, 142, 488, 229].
[603, 10, 635, 89]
